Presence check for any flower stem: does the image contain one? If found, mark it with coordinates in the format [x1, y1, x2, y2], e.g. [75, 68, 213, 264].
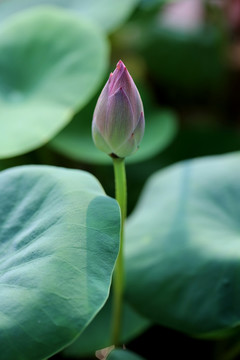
[111, 157, 127, 346]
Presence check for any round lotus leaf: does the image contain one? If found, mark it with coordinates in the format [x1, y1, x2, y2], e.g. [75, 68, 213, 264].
[0, 7, 108, 159]
[0, 0, 140, 33]
[125, 152, 240, 337]
[0, 165, 120, 359]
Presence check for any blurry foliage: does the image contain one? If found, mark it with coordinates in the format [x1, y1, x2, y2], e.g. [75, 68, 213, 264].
[63, 295, 150, 358]
[0, 0, 140, 33]
[0, 7, 108, 158]
[1, 0, 240, 359]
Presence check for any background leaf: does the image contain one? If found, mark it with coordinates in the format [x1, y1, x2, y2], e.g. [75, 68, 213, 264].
[63, 295, 150, 357]
[142, 25, 226, 102]
[139, 0, 175, 8]
[0, 165, 120, 359]
[107, 349, 146, 360]
[125, 152, 240, 337]
[0, 7, 108, 159]
[0, 0, 140, 33]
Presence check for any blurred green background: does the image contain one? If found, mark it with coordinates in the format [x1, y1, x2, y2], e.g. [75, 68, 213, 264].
[1, 0, 240, 359]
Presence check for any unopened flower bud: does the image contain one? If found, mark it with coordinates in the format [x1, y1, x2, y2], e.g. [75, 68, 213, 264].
[92, 60, 145, 158]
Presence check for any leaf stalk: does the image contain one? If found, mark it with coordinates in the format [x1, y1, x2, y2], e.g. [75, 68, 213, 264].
[111, 157, 127, 346]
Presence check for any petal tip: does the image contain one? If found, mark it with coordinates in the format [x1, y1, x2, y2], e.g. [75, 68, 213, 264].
[117, 60, 126, 70]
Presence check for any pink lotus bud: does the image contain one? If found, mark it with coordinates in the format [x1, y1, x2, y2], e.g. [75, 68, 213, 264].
[92, 60, 145, 158]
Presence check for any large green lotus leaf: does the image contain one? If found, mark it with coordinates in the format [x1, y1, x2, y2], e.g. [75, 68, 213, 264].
[63, 295, 150, 357]
[0, 7, 108, 159]
[0, 165, 120, 360]
[125, 152, 240, 338]
[0, 0, 139, 33]
[107, 349, 146, 360]
[50, 100, 178, 165]
[140, 0, 175, 9]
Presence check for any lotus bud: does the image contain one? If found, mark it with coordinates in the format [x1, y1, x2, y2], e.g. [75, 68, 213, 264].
[92, 60, 145, 158]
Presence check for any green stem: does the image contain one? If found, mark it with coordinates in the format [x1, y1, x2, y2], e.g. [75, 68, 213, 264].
[111, 157, 127, 346]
